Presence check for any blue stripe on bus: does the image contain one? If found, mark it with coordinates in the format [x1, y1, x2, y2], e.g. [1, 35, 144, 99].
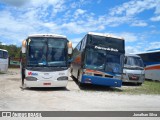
[81, 75, 122, 87]
[144, 62, 160, 66]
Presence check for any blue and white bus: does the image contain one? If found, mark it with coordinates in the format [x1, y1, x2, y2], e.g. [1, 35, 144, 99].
[137, 49, 160, 81]
[71, 32, 125, 87]
[0, 49, 8, 73]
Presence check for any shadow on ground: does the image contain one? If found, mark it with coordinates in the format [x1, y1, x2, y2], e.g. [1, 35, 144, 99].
[21, 87, 70, 92]
[122, 82, 141, 86]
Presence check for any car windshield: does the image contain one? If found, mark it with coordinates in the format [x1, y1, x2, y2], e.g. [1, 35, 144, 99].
[85, 49, 122, 73]
[125, 56, 144, 67]
[27, 37, 67, 67]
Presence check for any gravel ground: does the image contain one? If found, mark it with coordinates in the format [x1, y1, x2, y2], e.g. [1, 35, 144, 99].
[0, 68, 160, 111]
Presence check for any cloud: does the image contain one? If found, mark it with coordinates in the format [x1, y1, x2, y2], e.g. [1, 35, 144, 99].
[70, 37, 82, 48]
[125, 46, 141, 54]
[109, 0, 159, 16]
[150, 15, 160, 21]
[108, 0, 160, 26]
[109, 32, 138, 42]
[0, 0, 159, 48]
[146, 42, 160, 50]
[74, 9, 86, 18]
[0, 0, 69, 45]
[131, 20, 148, 27]
[70, 0, 91, 8]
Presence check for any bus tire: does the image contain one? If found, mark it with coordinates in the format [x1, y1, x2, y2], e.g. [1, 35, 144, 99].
[78, 81, 84, 88]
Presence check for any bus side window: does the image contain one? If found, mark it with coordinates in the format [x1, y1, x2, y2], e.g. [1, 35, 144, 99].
[81, 36, 87, 51]
[124, 57, 127, 64]
[77, 41, 82, 51]
[3, 51, 8, 59]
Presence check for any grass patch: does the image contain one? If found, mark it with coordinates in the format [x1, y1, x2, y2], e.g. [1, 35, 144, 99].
[0, 72, 5, 74]
[122, 80, 160, 95]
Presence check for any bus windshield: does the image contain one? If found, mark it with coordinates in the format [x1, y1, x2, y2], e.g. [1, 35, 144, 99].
[85, 48, 122, 73]
[88, 35, 125, 53]
[27, 37, 67, 67]
[125, 56, 144, 68]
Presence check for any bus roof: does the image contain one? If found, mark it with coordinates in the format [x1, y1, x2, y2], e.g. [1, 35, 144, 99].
[136, 49, 160, 55]
[28, 34, 67, 38]
[125, 53, 141, 57]
[88, 32, 124, 40]
[0, 49, 8, 52]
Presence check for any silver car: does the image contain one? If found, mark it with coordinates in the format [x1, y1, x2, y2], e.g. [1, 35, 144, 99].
[122, 54, 145, 85]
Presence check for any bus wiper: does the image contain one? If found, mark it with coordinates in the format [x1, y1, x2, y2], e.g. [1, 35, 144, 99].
[124, 65, 132, 69]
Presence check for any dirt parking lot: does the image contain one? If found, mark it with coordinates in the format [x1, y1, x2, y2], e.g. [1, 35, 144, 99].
[0, 68, 160, 111]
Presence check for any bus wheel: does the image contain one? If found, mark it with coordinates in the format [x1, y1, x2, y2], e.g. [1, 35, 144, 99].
[78, 81, 84, 88]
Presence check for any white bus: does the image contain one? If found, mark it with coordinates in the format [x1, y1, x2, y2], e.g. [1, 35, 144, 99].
[137, 49, 160, 81]
[0, 49, 8, 73]
[20, 34, 72, 88]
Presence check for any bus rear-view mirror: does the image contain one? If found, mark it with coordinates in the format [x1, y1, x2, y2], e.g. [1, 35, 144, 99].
[68, 41, 72, 54]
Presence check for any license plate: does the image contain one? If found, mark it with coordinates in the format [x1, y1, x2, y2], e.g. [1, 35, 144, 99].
[129, 75, 139, 80]
[43, 83, 51, 85]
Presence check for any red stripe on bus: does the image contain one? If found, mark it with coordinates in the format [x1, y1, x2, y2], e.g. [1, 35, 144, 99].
[145, 65, 160, 70]
[85, 69, 103, 74]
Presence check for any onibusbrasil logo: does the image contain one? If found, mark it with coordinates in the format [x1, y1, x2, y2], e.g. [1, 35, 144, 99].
[1, 112, 42, 117]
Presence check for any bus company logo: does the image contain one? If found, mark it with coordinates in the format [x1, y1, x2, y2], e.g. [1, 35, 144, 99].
[28, 72, 38, 76]
[95, 46, 118, 52]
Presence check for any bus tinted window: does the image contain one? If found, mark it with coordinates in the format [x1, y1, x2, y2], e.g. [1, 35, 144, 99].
[0, 51, 3, 58]
[88, 35, 124, 53]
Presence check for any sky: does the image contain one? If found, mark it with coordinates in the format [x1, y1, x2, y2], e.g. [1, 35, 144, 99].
[0, 0, 160, 53]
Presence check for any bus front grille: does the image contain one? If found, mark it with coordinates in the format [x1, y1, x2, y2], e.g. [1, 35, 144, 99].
[94, 74, 103, 77]
[104, 75, 113, 78]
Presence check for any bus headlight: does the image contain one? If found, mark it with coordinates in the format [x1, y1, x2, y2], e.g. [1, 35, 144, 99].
[25, 76, 37, 81]
[57, 76, 68, 80]
[114, 75, 121, 80]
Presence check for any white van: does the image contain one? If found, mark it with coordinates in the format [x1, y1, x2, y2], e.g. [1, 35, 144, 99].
[122, 54, 145, 85]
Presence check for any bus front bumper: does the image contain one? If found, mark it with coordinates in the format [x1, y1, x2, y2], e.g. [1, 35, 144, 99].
[81, 75, 122, 87]
[24, 80, 68, 88]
